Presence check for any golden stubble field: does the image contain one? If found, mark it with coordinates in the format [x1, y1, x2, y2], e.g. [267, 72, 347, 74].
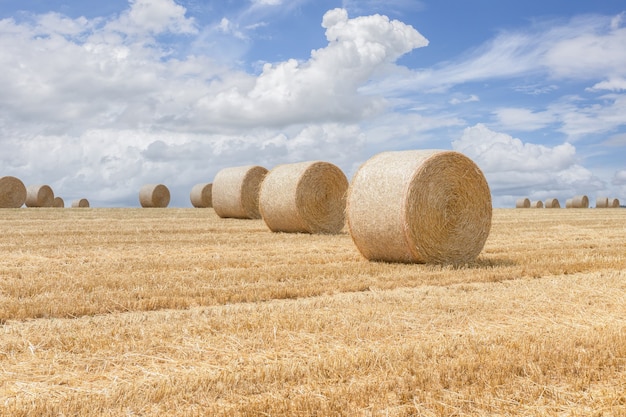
[0, 207, 625, 416]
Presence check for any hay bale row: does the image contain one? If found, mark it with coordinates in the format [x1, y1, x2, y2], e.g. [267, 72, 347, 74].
[596, 196, 621, 208]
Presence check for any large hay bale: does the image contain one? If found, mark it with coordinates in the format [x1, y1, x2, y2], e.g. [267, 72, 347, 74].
[572, 195, 589, 208]
[25, 184, 54, 208]
[530, 200, 544, 208]
[515, 198, 530, 208]
[0, 176, 27, 208]
[139, 184, 170, 208]
[72, 198, 90, 208]
[346, 150, 492, 265]
[545, 198, 560, 208]
[190, 183, 212, 208]
[595, 196, 609, 208]
[259, 161, 348, 234]
[610, 198, 620, 208]
[212, 165, 268, 219]
[53, 197, 65, 208]
[565, 198, 573, 208]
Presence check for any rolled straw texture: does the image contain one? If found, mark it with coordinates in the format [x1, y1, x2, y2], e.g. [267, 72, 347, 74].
[596, 196, 609, 208]
[545, 198, 560, 208]
[515, 198, 530, 208]
[53, 197, 65, 208]
[0, 176, 27, 208]
[259, 161, 349, 234]
[565, 198, 573, 208]
[25, 184, 54, 208]
[610, 198, 620, 208]
[530, 200, 544, 208]
[190, 183, 212, 208]
[346, 150, 492, 265]
[72, 198, 90, 208]
[139, 184, 170, 208]
[572, 195, 589, 208]
[212, 165, 268, 219]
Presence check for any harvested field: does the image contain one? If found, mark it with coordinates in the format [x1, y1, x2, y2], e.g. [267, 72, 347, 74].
[1, 208, 625, 416]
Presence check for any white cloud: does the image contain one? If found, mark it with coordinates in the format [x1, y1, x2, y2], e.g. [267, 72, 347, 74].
[106, 0, 197, 36]
[613, 170, 626, 185]
[587, 77, 626, 92]
[493, 107, 556, 131]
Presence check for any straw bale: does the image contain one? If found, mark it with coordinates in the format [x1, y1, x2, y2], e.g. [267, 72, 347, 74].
[515, 198, 530, 208]
[25, 184, 54, 208]
[72, 198, 90, 208]
[190, 183, 212, 208]
[0, 176, 27, 208]
[139, 184, 170, 208]
[53, 197, 65, 208]
[259, 161, 348, 234]
[610, 198, 620, 208]
[595, 196, 609, 208]
[572, 195, 589, 208]
[545, 198, 560, 208]
[565, 198, 573, 208]
[346, 150, 492, 265]
[530, 200, 544, 208]
[212, 165, 268, 219]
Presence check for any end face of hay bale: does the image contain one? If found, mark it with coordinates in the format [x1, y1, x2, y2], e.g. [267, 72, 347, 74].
[0, 176, 27, 208]
[25, 184, 54, 208]
[530, 200, 544, 208]
[53, 197, 65, 208]
[515, 198, 530, 208]
[212, 165, 268, 219]
[347, 150, 492, 265]
[259, 161, 349, 234]
[72, 198, 90, 208]
[190, 183, 212, 208]
[545, 198, 560, 208]
[139, 184, 170, 208]
[595, 196, 609, 208]
[572, 195, 589, 208]
[610, 198, 620, 208]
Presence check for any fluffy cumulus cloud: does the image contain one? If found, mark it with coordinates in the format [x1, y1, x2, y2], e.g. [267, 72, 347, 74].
[453, 124, 604, 207]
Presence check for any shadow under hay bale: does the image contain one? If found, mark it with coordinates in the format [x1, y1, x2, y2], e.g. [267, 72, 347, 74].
[72, 198, 90, 208]
[212, 165, 268, 219]
[346, 150, 492, 265]
[545, 198, 560, 208]
[259, 161, 348, 234]
[25, 184, 54, 208]
[139, 184, 170, 208]
[190, 183, 212, 208]
[0, 176, 27, 208]
[515, 198, 530, 208]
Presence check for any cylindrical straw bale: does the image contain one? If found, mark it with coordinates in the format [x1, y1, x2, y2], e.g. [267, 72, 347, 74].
[259, 161, 349, 234]
[515, 198, 530, 208]
[25, 184, 54, 207]
[0, 176, 27, 208]
[572, 195, 589, 208]
[53, 197, 65, 208]
[72, 198, 90, 208]
[212, 165, 268, 219]
[346, 150, 492, 265]
[530, 200, 543, 208]
[565, 198, 573, 208]
[610, 198, 620, 208]
[190, 183, 212, 208]
[595, 196, 609, 208]
[545, 198, 560, 208]
[139, 184, 170, 208]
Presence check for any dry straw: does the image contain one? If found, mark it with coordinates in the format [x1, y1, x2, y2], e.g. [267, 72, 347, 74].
[610, 198, 620, 208]
[545, 198, 560, 208]
[596, 196, 609, 208]
[515, 198, 530, 208]
[190, 183, 212, 208]
[139, 184, 170, 208]
[259, 161, 349, 234]
[25, 184, 54, 208]
[530, 200, 544, 208]
[53, 197, 65, 208]
[346, 150, 492, 265]
[72, 198, 90, 208]
[572, 195, 589, 208]
[0, 176, 27, 208]
[212, 165, 268, 219]
[565, 198, 573, 208]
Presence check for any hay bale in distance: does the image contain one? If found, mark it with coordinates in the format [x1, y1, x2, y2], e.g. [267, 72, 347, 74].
[610, 198, 620, 208]
[530, 200, 544, 208]
[212, 165, 268, 219]
[139, 184, 170, 208]
[25, 184, 54, 208]
[595, 196, 609, 208]
[545, 198, 560, 208]
[572, 195, 589, 208]
[565, 198, 573, 208]
[190, 183, 212, 208]
[516, 198, 530, 208]
[0, 176, 27, 208]
[259, 161, 348, 234]
[346, 150, 492, 265]
[53, 197, 65, 208]
[72, 198, 90, 208]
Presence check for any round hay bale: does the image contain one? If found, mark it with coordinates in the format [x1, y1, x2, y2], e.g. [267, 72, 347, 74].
[595, 196, 609, 208]
[565, 198, 573, 208]
[212, 165, 268, 219]
[0, 176, 27, 208]
[515, 198, 530, 208]
[259, 161, 349, 234]
[610, 198, 620, 208]
[545, 198, 560, 208]
[53, 197, 65, 208]
[72, 198, 90, 208]
[346, 150, 492, 265]
[190, 183, 212, 208]
[25, 184, 54, 208]
[139, 184, 170, 208]
[572, 195, 589, 208]
[530, 200, 543, 208]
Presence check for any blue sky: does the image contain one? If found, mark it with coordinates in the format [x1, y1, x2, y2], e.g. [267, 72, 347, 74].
[1, 0, 625, 207]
